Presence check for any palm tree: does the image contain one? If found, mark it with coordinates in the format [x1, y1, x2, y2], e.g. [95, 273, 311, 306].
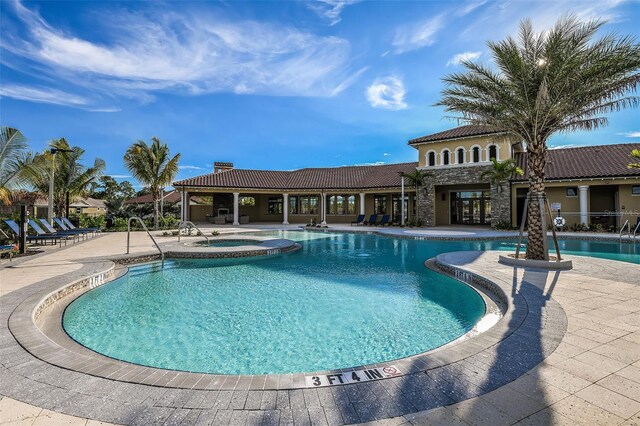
[0, 127, 28, 204]
[399, 169, 433, 225]
[480, 158, 524, 191]
[123, 137, 180, 229]
[437, 16, 640, 259]
[20, 139, 105, 216]
[629, 149, 640, 169]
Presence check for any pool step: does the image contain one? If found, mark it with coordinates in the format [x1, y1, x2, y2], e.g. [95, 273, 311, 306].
[127, 262, 179, 277]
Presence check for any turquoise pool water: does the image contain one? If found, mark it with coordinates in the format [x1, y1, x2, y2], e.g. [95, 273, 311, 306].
[63, 231, 638, 375]
[197, 240, 261, 247]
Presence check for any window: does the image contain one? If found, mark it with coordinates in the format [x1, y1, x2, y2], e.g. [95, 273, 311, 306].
[472, 147, 481, 163]
[457, 148, 465, 164]
[442, 150, 450, 165]
[632, 185, 640, 196]
[289, 196, 298, 214]
[328, 195, 356, 214]
[566, 187, 578, 197]
[299, 195, 318, 214]
[427, 151, 436, 166]
[374, 195, 387, 214]
[239, 196, 255, 206]
[267, 197, 283, 214]
[488, 145, 498, 161]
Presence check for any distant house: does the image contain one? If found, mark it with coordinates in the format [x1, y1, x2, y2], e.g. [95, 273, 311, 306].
[123, 190, 203, 208]
[33, 197, 107, 217]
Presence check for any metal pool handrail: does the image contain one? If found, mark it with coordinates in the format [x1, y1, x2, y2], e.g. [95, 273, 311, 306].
[619, 219, 630, 242]
[634, 220, 640, 243]
[177, 221, 210, 244]
[126, 216, 164, 268]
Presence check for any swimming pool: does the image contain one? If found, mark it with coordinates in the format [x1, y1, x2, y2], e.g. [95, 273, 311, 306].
[63, 231, 638, 376]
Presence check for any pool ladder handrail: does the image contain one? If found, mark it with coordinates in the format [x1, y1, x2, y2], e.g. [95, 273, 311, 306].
[619, 219, 630, 242]
[634, 220, 640, 243]
[177, 221, 209, 244]
[126, 216, 165, 268]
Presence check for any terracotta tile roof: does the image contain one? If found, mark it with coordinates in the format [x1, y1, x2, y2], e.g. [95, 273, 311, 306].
[408, 125, 504, 145]
[173, 162, 419, 190]
[513, 143, 640, 181]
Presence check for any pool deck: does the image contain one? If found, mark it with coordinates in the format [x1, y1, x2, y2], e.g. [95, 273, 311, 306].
[0, 226, 638, 425]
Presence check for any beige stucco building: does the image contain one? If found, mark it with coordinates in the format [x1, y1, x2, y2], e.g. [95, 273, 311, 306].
[174, 126, 640, 229]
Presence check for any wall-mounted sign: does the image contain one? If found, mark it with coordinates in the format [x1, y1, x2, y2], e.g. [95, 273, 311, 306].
[551, 202, 561, 211]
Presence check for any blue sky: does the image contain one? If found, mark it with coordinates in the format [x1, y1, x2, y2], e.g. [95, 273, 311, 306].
[1, 0, 639, 184]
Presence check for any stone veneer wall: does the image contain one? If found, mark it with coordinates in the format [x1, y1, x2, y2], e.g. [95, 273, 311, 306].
[417, 164, 512, 228]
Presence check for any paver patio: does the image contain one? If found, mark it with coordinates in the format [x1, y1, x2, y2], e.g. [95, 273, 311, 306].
[0, 226, 638, 425]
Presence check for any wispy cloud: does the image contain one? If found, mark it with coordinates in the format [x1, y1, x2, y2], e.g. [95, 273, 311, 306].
[0, 84, 89, 106]
[446, 51, 482, 66]
[307, 0, 360, 25]
[366, 76, 407, 110]
[617, 131, 640, 138]
[89, 107, 121, 113]
[109, 174, 132, 179]
[456, 0, 488, 16]
[383, 153, 391, 156]
[392, 14, 445, 54]
[2, 1, 358, 105]
[179, 165, 205, 170]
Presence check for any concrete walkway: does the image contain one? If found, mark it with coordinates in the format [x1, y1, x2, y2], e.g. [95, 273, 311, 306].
[0, 227, 638, 425]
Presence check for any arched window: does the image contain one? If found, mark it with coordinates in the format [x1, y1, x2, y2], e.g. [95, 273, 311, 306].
[472, 146, 481, 163]
[457, 148, 465, 164]
[488, 145, 498, 161]
[442, 150, 450, 165]
[427, 151, 436, 166]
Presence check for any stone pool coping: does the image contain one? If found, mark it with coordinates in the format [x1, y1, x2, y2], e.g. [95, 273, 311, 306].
[10, 254, 508, 392]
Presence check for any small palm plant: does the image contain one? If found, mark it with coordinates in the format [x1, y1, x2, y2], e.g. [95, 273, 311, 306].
[399, 169, 433, 226]
[480, 158, 524, 193]
[123, 137, 180, 230]
[437, 16, 640, 259]
[629, 149, 640, 169]
[0, 127, 28, 204]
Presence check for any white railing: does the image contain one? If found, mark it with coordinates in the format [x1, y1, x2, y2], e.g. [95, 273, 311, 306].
[619, 219, 630, 242]
[126, 217, 164, 268]
[177, 221, 210, 245]
[634, 221, 640, 243]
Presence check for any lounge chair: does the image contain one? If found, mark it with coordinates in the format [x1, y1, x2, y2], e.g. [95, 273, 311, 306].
[0, 245, 14, 263]
[351, 214, 365, 226]
[61, 217, 100, 234]
[364, 214, 377, 225]
[56, 217, 98, 236]
[4, 219, 65, 246]
[28, 220, 78, 243]
[39, 218, 87, 240]
[375, 214, 390, 226]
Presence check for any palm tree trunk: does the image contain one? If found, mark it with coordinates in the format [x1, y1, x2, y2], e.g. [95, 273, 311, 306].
[525, 137, 547, 260]
[153, 192, 159, 230]
[65, 192, 70, 218]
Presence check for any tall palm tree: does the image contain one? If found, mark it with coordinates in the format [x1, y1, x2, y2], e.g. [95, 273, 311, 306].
[399, 169, 433, 225]
[123, 137, 180, 229]
[20, 138, 106, 216]
[629, 149, 640, 169]
[0, 127, 28, 204]
[480, 158, 524, 192]
[437, 16, 640, 259]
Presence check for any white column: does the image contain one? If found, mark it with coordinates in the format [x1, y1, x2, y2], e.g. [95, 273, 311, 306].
[579, 185, 589, 225]
[180, 191, 186, 221]
[401, 178, 405, 226]
[233, 192, 240, 226]
[321, 193, 327, 225]
[282, 193, 289, 225]
[359, 193, 365, 215]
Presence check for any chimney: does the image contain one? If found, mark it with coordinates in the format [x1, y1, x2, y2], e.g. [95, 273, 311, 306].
[214, 162, 234, 173]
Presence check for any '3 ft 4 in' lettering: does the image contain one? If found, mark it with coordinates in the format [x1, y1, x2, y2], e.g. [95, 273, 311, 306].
[304, 366, 401, 388]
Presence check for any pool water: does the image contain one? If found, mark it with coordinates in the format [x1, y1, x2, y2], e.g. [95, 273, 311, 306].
[63, 231, 638, 376]
[198, 240, 260, 247]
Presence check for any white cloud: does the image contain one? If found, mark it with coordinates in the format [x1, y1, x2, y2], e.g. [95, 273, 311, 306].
[617, 131, 640, 138]
[0, 84, 89, 106]
[307, 0, 360, 25]
[2, 1, 359, 103]
[446, 51, 482, 66]
[179, 165, 205, 170]
[383, 153, 391, 156]
[89, 107, 121, 113]
[392, 14, 445, 54]
[456, 0, 488, 16]
[366, 76, 407, 110]
[109, 174, 132, 179]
